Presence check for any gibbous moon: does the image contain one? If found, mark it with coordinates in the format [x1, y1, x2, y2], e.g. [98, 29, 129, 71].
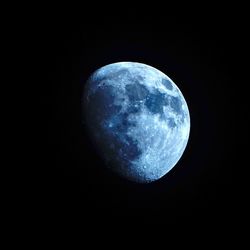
[82, 62, 190, 183]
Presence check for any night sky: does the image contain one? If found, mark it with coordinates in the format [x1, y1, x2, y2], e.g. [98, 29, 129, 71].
[35, 7, 239, 231]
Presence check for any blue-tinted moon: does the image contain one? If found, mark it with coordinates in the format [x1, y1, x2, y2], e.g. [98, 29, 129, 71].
[82, 62, 190, 183]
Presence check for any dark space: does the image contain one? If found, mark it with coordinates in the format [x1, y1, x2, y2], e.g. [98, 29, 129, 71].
[33, 7, 240, 232]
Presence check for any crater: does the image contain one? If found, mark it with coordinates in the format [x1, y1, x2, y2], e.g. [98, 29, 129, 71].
[168, 118, 176, 128]
[162, 78, 173, 90]
[134, 75, 144, 83]
[169, 96, 182, 114]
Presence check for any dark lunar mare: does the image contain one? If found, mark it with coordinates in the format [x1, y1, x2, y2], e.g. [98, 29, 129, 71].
[162, 78, 173, 90]
[169, 96, 182, 113]
[145, 91, 168, 115]
[125, 83, 149, 102]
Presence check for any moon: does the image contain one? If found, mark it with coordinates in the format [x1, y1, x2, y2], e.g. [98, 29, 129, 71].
[82, 62, 190, 183]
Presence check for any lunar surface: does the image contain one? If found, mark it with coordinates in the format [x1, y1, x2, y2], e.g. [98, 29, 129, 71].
[82, 62, 190, 183]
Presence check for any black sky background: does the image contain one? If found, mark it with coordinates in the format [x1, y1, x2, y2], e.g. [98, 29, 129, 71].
[34, 7, 240, 232]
